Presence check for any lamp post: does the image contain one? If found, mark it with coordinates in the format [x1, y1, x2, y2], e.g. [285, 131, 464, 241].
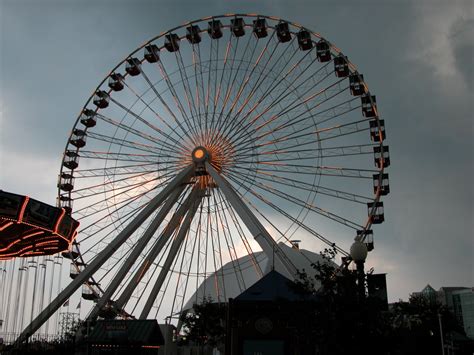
[438, 313, 445, 355]
[350, 241, 368, 299]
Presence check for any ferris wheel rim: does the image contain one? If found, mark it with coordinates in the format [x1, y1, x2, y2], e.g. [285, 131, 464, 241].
[56, 13, 388, 318]
[59, 12, 385, 231]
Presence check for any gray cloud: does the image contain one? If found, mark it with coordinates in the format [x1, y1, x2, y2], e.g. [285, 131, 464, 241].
[0, 0, 472, 307]
[450, 17, 474, 90]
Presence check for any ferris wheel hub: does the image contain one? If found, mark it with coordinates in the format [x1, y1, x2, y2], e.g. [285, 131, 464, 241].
[191, 146, 210, 163]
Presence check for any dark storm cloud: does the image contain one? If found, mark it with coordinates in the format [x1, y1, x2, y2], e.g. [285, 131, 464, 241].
[0, 0, 472, 302]
[450, 17, 474, 90]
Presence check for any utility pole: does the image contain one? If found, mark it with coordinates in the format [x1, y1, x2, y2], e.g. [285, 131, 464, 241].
[438, 313, 445, 355]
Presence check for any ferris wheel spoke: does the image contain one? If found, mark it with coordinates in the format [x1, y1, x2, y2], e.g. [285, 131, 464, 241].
[118, 79, 189, 148]
[154, 58, 200, 141]
[106, 96, 188, 151]
[73, 170, 176, 219]
[225, 58, 336, 144]
[235, 164, 376, 180]
[217, 36, 304, 137]
[237, 143, 376, 162]
[210, 34, 230, 121]
[71, 169, 158, 197]
[175, 203, 204, 314]
[193, 201, 205, 303]
[213, 34, 285, 137]
[127, 231, 175, 316]
[72, 176, 159, 201]
[230, 38, 300, 119]
[73, 162, 163, 178]
[230, 76, 347, 148]
[212, 31, 278, 140]
[112, 186, 199, 313]
[235, 144, 376, 165]
[219, 190, 264, 278]
[211, 188, 228, 301]
[95, 111, 187, 154]
[229, 168, 371, 204]
[236, 98, 360, 154]
[225, 170, 363, 230]
[77, 174, 177, 237]
[206, 32, 262, 141]
[136, 68, 195, 144]
[207, 32, 225, 139]
[74, 192, 143, 221]
[168, 226, 195, 319]
[86, 131, 179, 157]
[174, 50, 199, 123]
[238, 116, 370, 156]
[139, 188, 203, 319]
[243, 194, 342, 267]
[213, 34, 240, 124]
[209, 33, 254, 142]
[242, 194, 316, 267]
[256, 171, 372, 204]
[208, 202, 224, 302]
[205, 34, 224, 141]
[215, 189, 248, 291]
[191, 44, 204, 123]
[206, 162, 298, 277]
[78, 150, 181, 164]
[235, 181, 349, 256]
[88, 185, 187, 320]
[153, 231, 186, 320]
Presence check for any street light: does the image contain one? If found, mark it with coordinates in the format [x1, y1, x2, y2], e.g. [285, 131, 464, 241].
[350, 241, 368, 298]
[438, 313, 445, 355]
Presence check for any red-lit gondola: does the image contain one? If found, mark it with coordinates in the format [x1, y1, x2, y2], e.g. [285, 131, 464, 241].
[0, 190, 79, 260]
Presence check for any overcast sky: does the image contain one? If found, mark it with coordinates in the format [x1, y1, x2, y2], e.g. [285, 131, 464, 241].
[0, 0, 472, 302]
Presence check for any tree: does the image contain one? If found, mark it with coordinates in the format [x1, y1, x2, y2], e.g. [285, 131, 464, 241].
[292, 247, 473, 355]
[179, 296, 226, 351]
[389, 294, 467, 354]
[291, 247, 393, 355]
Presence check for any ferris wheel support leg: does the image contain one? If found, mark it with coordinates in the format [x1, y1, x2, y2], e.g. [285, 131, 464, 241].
[205, 162, 298, 279]
[14, 165, 194, 345]
[113, 186, 201, 312]
[88, 185, 186, 320]
[139, 189, 204, 319]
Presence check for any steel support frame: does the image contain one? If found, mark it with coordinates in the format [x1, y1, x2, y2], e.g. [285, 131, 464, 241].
[15, 165, 194, 345]
[18, 160, 299, 344]
[113, 186, 201, 312]
[205, 162, 298, 279]
[88, 185, 186, 320]
[140, 188, 204, 319]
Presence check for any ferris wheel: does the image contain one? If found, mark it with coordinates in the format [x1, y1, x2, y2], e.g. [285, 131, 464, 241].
[17, 14, 389, 342]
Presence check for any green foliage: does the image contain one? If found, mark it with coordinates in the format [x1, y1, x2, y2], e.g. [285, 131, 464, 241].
[292, 246, 469, 355]
[388, 295, 466, 354]
[179, 296, 226, 348]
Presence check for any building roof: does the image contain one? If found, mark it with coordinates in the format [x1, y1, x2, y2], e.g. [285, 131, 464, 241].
[235, 270, 303, 302]
[88, 320, 165, 345]
[439, 287, 470, 292]
[183, 242, 334, 309]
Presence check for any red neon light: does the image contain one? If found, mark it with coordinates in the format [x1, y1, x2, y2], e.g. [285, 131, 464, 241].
[53, 208, 66, 234]
[0, 231, 43, 253]
[0, 221, 13, 231]
[17, 196, 30, 223]
[1, 244, 34, 258]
